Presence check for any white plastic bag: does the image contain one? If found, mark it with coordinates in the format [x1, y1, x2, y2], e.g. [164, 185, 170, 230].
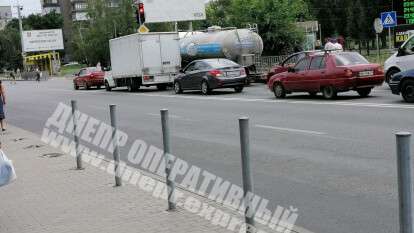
[0, 149, 17, 187]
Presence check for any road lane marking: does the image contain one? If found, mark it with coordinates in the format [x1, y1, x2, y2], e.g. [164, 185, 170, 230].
[147, 113, 181, 118]
[255, 124, 327, 136]
[45, 88, 414, 110]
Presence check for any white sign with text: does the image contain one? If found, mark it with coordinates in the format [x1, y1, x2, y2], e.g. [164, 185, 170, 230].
[22, 29, 64, 52]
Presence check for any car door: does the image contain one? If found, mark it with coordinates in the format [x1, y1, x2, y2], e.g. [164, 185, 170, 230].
[78, 69, 87, 86]
[181, 62, 197, 89]
[396, 36, 414, 72]
[191, 62, 210, 89]
[284, 57, 311, 91]
[305, 56, 326, 92]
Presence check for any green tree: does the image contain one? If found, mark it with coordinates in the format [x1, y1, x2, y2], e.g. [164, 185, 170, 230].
[72, 0, 137, 66]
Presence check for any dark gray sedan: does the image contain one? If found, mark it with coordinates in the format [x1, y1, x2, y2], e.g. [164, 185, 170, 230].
[174, 59, 247, 95]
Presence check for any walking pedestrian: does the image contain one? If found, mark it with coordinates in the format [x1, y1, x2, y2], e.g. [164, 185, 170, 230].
[9, 70, 16, 84]
[35, 68, 41, 82]
[0, 80, 6, 132]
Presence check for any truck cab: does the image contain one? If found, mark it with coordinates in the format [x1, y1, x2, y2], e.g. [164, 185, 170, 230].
[385, 34, 414, 83]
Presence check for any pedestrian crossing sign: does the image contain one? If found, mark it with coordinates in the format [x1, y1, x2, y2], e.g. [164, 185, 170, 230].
[381, 11, 397, 28]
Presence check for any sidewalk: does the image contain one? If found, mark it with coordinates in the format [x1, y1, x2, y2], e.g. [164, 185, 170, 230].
[0, 125, 236, 233]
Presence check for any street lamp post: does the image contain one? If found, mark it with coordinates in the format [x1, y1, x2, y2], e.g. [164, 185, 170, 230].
[15, 1, 25, 70]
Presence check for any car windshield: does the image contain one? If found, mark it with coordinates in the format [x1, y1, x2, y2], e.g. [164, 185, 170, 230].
[87, 67, 101, 73]
[204, 59, 240, 69]
[334, 52, 369, 66]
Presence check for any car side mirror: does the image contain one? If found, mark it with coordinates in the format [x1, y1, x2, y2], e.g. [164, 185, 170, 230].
[74, 73, 79, 76]
[287, 67, 296, 73]
[398, 47, 406, 57]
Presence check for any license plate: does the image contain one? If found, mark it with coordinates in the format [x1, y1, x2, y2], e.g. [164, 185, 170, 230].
[226, 71, 240, 77]
[359, 71, 374, 77]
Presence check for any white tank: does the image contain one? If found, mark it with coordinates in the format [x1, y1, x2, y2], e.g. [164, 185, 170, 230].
[180, 27, 264, 65]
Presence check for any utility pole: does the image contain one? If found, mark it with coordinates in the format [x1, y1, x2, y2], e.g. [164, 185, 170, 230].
[15, 1, 25, 70]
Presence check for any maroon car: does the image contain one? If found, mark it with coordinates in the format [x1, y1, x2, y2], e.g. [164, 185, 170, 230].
[73, 67, 105, 90]
[268, 52, 385, 99]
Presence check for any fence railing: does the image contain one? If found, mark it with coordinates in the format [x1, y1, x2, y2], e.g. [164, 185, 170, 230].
[254, 55, 289, 75]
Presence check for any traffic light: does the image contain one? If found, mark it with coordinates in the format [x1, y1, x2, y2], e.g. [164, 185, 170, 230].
[136, 3, 145, 25]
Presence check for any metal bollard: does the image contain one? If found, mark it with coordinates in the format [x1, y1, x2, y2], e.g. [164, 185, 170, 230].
[161, 109, 176, 211]
[110, 105, 122, 186]
[71, 100, 82, 170]
[239, 117, 255, 232]
[397, 132, 412, 233]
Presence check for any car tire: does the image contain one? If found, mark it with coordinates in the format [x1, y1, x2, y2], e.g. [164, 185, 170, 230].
[157, 84, 168, 91]
[357, 88, 372, 97]
[74, 83, 79, 90]
[127, 84, 134, 92]
[308, 92, 318, 97]
[322, 86, 337, 99]
[105, 81, 112, 92]
[97, 85, 102, 89]
[402, 80, 414, 103]
[201, 81, 211, 95]
[174, 82, 183, 94]
[85, 83, 91, 90]
[234, 86, 244, 93]
[245, 77, 251, 86]
[386, 68, 400, 83]
[127, 81, 139, 92]
[273, 83, 286, 99]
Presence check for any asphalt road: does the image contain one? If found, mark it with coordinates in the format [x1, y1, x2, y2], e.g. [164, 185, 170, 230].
[5, 78, 414, 233]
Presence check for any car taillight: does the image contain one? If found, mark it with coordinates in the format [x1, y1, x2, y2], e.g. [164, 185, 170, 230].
[344, 69, 353, 77]
[143, 75, 153, 81]
[240, 68, 246, 76]
[209, 70, 223, 77]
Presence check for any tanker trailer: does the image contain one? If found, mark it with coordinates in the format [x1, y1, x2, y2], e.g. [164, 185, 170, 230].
[179, 26, 264, 82]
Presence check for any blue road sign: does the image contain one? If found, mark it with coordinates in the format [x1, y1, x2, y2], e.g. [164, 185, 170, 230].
[381, 11, 397, 28]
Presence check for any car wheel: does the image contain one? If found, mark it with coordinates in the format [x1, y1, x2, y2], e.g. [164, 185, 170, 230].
[234, 86, 244, 93]
[273, 83, 286, 99]
[105, 81, 112, 92]
[127, 84, 133, 92]
[74, 83, 79, 90]
[245, 77, 251, 86]
[85, 83, 91, 90]
[322, 86, 337, 99]
[174, 82, 183, 94]
[357, 88, 372, 97]
[386, 68, 400, 83]
[201, 81, 211, 95]
[157, 84, 168, 91]
[97, 85, 102, 89]
[402, 80, 414, 103]
[308, 92, 318, 97]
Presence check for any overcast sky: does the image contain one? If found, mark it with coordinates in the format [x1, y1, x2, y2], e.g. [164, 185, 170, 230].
[0, 0, 41, 17]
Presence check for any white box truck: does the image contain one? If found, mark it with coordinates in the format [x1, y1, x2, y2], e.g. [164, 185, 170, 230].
[105, 32, 181, 91]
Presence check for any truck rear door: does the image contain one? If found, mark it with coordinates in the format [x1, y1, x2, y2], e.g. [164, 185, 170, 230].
[159, 33, 181, 74]
[141, 34, 162, 76]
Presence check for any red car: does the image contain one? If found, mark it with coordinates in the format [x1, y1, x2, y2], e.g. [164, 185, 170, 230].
[73, 67, 105, 90]
[267, 52, 385, 99]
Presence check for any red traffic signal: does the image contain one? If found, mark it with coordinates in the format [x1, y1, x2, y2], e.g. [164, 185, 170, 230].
[136, 3, 145, 25]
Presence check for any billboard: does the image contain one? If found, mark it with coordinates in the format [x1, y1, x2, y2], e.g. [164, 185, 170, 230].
[22, 29, 64, 52]
[140, 0, 206, 23]
[0, 6, 12, 20]
[395, 0, 414, 25]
